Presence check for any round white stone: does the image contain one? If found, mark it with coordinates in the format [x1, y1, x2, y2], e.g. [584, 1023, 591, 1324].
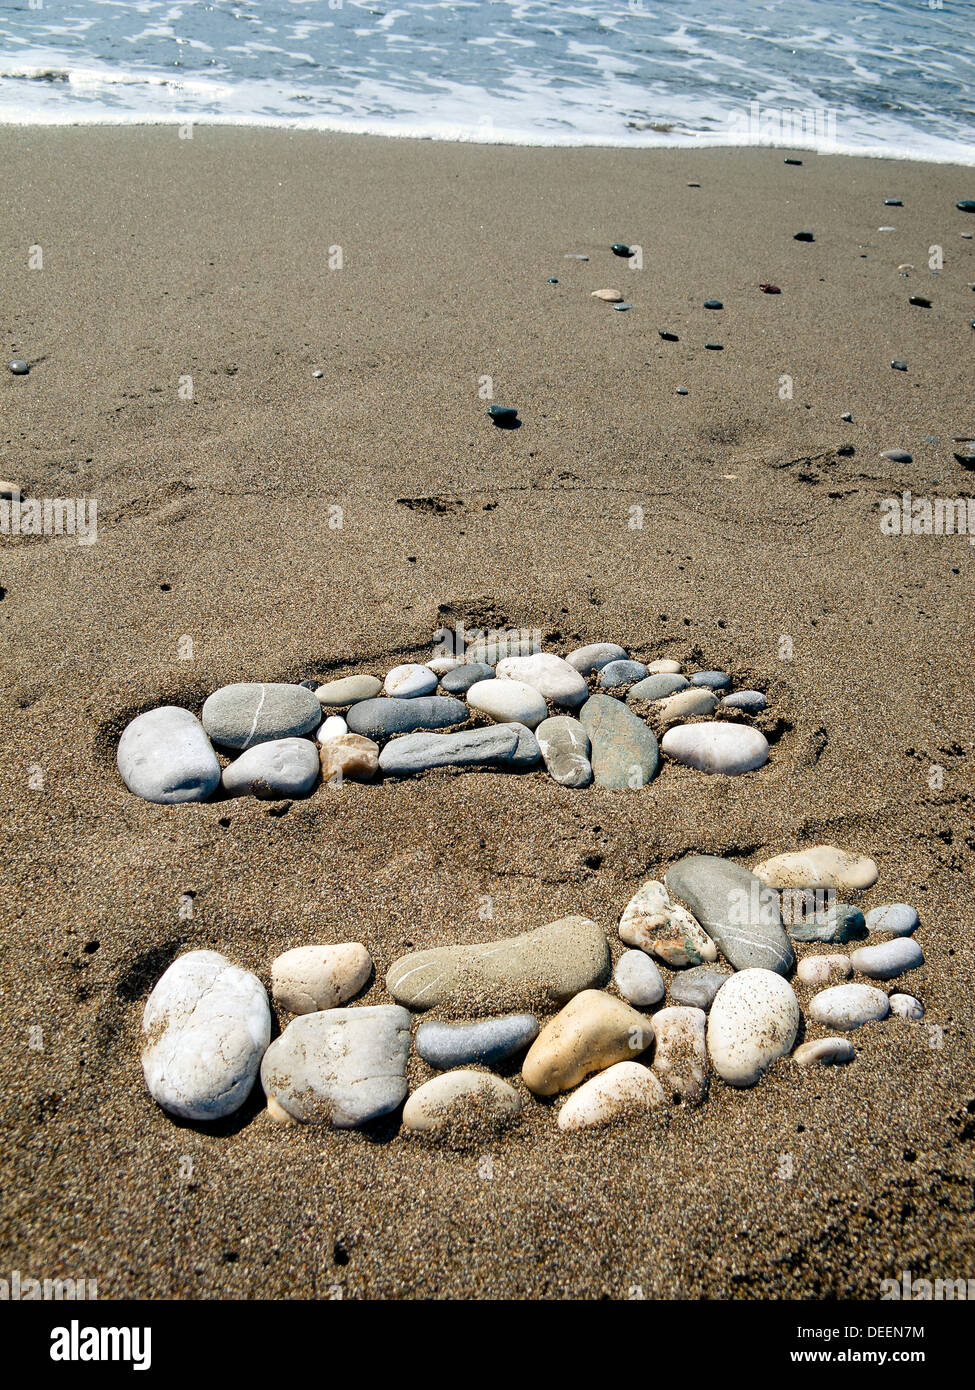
[383, 663, 438, 698]
[645, 658, 683, 674]
[865, 903, 919, 937]
[808, 983, 890, 1030]
[317, 714, 348, 743]
[793, 1037, 855, 1067]
[707, 968, 800, 1087]
[889, 993, 924, 1020]
[496, 652, 588, 708]
[557, 1061, 666, 1131]
[467, 677, 548, 729]
[797, 954, 852, 988]
[849, 938, 923, 980]
[402, 1070, 521, 1134]
[613, 950, 665, 1006]
[661, 721, 770, 775]
[271, 943, 373, 1014]
[118, 706, 220, 804]
[427, 656, 463, 676]
[142, 950, 270, 1121]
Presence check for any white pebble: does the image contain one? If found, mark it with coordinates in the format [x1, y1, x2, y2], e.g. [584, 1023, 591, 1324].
[317, 714, 348, 742]
[889, 993, 924, 1020]
[707, 969, 799, 1087]
[797, 954, 852, 988]
[613, 950, 665, 1006]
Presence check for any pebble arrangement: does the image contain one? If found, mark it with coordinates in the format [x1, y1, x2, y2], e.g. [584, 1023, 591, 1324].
[116, 638, 773, 804]
[140, 843, 927, 1136]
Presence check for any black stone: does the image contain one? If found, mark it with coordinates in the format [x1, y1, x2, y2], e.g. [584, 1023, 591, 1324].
[488, 405, 519, 428]
[837, 445, 855, 457]
[909, 296, 931, 307]
[611, 242, 631, 256]
[548, 278, 558, 283]
[659, 330, 679, 341]
[704, 299, 723, 309]
[956, 201, 975, 212]
[885, 198, 903, 206]
[784, 158, 803, 165]
[704, 342, 724, 350]
[891, 360, 908, 371]
[793, 231, 815, 242]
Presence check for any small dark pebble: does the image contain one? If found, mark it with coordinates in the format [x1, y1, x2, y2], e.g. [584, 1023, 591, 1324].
[954, 452, 975, 468]
[784, 158, 803, 166]
[841, 412, 853, 422]
[299, 679, 318, 689]
[704, 299, 723, 309]
[614, 302, 634, 311]
[909, 296, 931, 308]
[611, 243, 631, 257]
[891, 360, 908, 371]
[676, 387, 688, 395]
[659, 330, 679, 341]
[704, 342, 723, 351]
[885, 198, 903, 207]
[759, 283, 781, 294]
[488, 405, 519, 423]
[837, 445, 855, 457]
[794, 232, 814, 242]
[956, 201, 975, 212]
[548, 278, 558, 284]
[9, 360, 29, 375]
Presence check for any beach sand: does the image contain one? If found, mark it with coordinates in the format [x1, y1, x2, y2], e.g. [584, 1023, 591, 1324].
[1, 128, 974, 1299]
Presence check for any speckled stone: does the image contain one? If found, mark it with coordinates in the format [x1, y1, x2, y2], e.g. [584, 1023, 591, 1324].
[202, 682, 322, 749]
[652, 1006, 708, 1104]
[414, 1014, 539, 1069]
[402, 1071, 521, 1134]
[579, 694, 659, 789]
[557, 1061, 666, 1131]
[618, 879, 717, 968]
[707, 969, 800, 1087]
[752, 845, 879, 893]
[796, 954, 852, 988]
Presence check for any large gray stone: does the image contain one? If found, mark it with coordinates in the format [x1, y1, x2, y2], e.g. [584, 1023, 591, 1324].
[346, 695, 467, 738]
[665, 855, 794, 975]
[579, 694, 659, 789]
[118, 706, 220, 804]
[378, 724, 519, 774]
[440, 662, 495, 694]
[202, 682, 322, 750]
[221, 737, 320, 798]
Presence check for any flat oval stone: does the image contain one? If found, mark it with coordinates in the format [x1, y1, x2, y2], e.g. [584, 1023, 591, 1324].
[467, 678, 547, 729]
[646, 658, 683, 674]
[346, 695, 467, 738]
[752, 845, 879, 893]
[691, 671, 731, 689]
[440, 662, 494, 694]
[378, 724, 519, 774]
[202, 682, 322, 749]
[786, 901, 866, 944]
[496, 653, 588, 708]
[142, 950, 270, 1121]
[618, 879, 717, 967]
[889, 993, 924, 1020]
[703, 299, 723, 310]
[415, 1014, 539, 1070]
[722, 689, 767, 711]
[320, 733, 380, 782]
[882, 449, 913, 463]
[661, 722, 769, 775]
[652, 1006, 708, 1103]
[9, 359, 29, 375]
[794, 1037, 855, 1067]
[522, 990, 653, 1095]
[464, 632, 540, 664]
[536, 715, 592, 787]
[579, 694, 659, 788]
[118, 706, 220, 804]
[402, 1071, 521, 1134]
[260, 1004, 411, 1128]
[849, 938, 923, 980]
[592, 287, 623, 301]
[613, 950, 665, 1006]
[222, 737, 319, 798]
[866, 903, 918, 937]
[386, 915, 611, 1012]
[808, 983, 890, 1030]
[383, 663, 438, 698]
[565, 642, 627, 674]
[427, 655, 462, 676]
[557, 1061, 666, 1131]
[599, 659, 648, 687]
[668, 965, 731, 1012]
[627, 673, 688, 701]
[317, 714, 348, 741]
[797, 954, 852, 988]
[315, 674, 382, 707]
[665, 855, 794, 975]
[656, 688, 718, 720]
[271, 943, 373, 1014]
[707, 969, 800, 1088]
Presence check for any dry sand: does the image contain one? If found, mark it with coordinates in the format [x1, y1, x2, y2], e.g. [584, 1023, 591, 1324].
[1, 128, 974, 1299]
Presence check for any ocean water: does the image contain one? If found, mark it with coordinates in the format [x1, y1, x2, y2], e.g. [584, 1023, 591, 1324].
[0, 0, 973, 161]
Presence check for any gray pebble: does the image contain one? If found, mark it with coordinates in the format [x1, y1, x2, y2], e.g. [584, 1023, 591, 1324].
[440, 662, 495, 694]
[222, 737, 320, 798]
[721, 689, 767, 711]
[614, 950, 665, 1006]
[627, 673, 688, 702]
[9, 359, 29, 375]
[378, 724, 518, 775]
[346, 695, 467, 738]
[599, 659, 648, 687]
[415, 1014, 539, 1069]
[690, 670, 732, 690]
[865, 903, 918, 936]
[118, 706, 220, 804]
[667, 965, 732, 1012]
[849, 938, 923, 980]
[202, 682, 322, 750]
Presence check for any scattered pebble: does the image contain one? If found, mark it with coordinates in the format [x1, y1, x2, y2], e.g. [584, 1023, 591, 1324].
[808, 983, 890, 1030]
[797, 954, 852, 988]
[403, 1071, 521, 1135]
[704, 342, 724, 350]
[661, 722, 770, 776]
[865, 903, 918, 937]
[668, 965, 731, 1012]
[415, 1014, 539, 1070]
[885, 198, 903, 206]
[346, 695, 467, 738]
[956, 200, 975, 212]
[793, 1038, 855, 1067]
[676, 386, 688, 394]
[618, 879, 717, 968]
[383, 663, 438, 698]
[0, 480, 19, 499]
[793, 231, 814, 242]
[202, 682, 322, 749]
[522, 989, 653, 1096]
[889, 994, 924, 1020]
[557, 1061, 665, 1131]
[704, 299, 723, 310]
[261, 1005, 410, 1128]
[613, 950, 665, 1006]
[312, 368, 323, 378]
[909, 295, 931, 308]
[142, 950, 270, 1121]
[891, 359, 908, 371]
[707, 969, 800, 1088]
[8, 359, 29, 375]
[271, 943, 373, 1014]
[496, 652, 588, 708]
[881, 449, 913, 463]
[759, 283, 781, 294]
[315, 674, 382, 707]
[564, 253, 589, 260]
[752, 844, 878, 893]
[223, 737, 320, 798]
[652, 1006, 708, 1104]
[599, 658, 648, 687]
[319, 732, 380, 782]
[467, 677, 547, 729]
[665, 855, 794, 974]
[721, 689, 766, 711]
[117, 706, 220, 804]
[579, 693, 660, 788]
[536, 715, 593, 787]
[878, 225, 896, 232]
[841, 411, 853, 421]
[659, 330, 679, 341]
[611, 243, 631, 256]
[487, 405, 519, 425]
[849, 938, 924, 980]
[784, 158, 803, 165]
[788, 902, 866, 944]
[592, 288, 624, 301]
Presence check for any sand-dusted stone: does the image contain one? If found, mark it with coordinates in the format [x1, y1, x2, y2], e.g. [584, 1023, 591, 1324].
[752, 845, 879, 893]
[467, 678, 547, 729]
[599, 659, 648, 687]
[428, 655, 462, 676]
[613, 950, 665, 1006]
[661, 722, 770, 775]
[787, 901, 866, 943]
[722, 690, 767, 711]
[346, 695, 467, 738]
[566, 642, 628, 674]
[317, 714, 348, 742]
[378, 724, 518, 774]
[142, 950, 270, 1121]
[271, 943, 373, 1014]
[707, 969, 800, 1088]
[402, 1071, 521, 1135]
[808, 983, 890, 1030]
[319, 733, 379, 782]
[579, 694, 659, 789]
[652, 1006, 708, 1104]
[627, 673, 688, 702]
[496, 653, 588, 708]
[202, 682, 322, 750]
[866, 903, 919, 936]
[522, 989, 653, 1096]
[222, 737, 319, 798]
[536, 715, 592, 787]
[646, 658, 682, 674]
[889, 994, 924, 1020]
[618, 879, 717, 968]
[796, 954, 852, 988]
[260, 1004, 410, 1128]
[415, 1015, 539, 1070]
[850, 938, 923, 980]
[464, 632, 540, 664]
[386, 916, 610, 1012]
[794, 1038, 855, 1067]
[440, 662, 494, 694]
[315, 674, 382, 707]
[383, 663, 438, 698]
[557, 1061, 666, 1131]
[665, 855, 794, 974]
[668, 965, 732, 1012]
[118, 706, 220, 804]
[690, 670, 731, 690]
[655, 688, 718, 720]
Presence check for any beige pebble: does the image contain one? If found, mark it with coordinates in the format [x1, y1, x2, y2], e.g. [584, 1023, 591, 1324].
[646, 658, 682, 674]
[652, 1006, 709, 1104]
[557, 1061, 666, 1131]
[751, 844, 878, 893]
[618, 878, 717, 968]
[591, 288, 623, 301]
[319, 732, 379, 782]
[796, 954, 852, 988]
[793, 1037, 855, 1067]
[656, 687, 718, 720]
[271, 942, 373, 1014]
[402, 1070, 521, 1134]
[522, 989, 653, 1096]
